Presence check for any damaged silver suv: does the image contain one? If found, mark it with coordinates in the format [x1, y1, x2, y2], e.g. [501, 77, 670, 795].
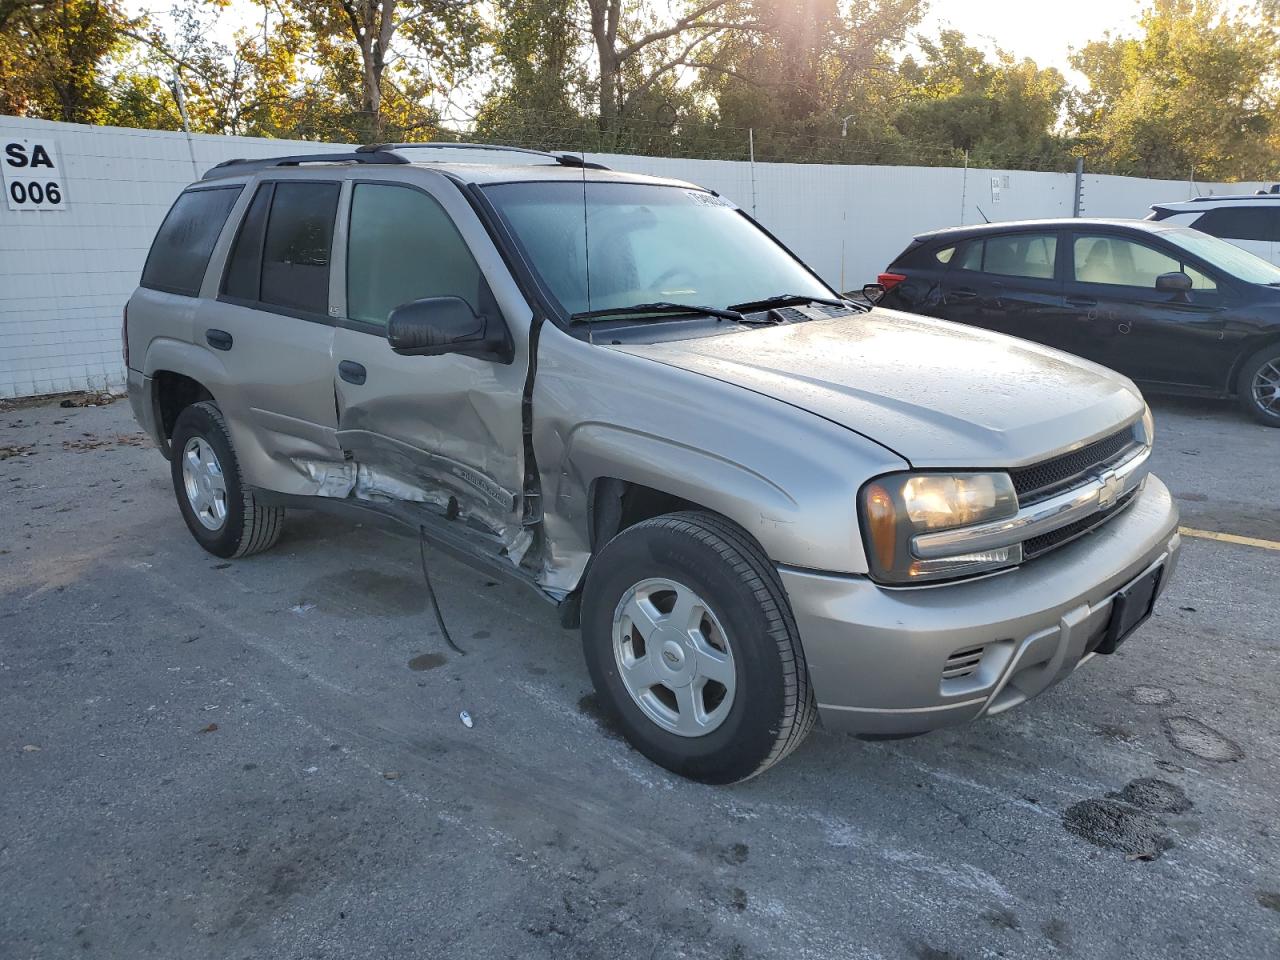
[126, 143, 1181, 783]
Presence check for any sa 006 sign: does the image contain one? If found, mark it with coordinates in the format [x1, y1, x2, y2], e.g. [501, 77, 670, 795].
[3, 139, 67, 211]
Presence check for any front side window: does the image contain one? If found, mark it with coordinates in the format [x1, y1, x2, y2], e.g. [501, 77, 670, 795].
[222, 181, 340, 314]
[346, 183, 484, 326]
[481, 181, 830, 318]
[141, 186, 242, 296]
[951, 233, 1057, 279]
[1074, 235, 1216, 290]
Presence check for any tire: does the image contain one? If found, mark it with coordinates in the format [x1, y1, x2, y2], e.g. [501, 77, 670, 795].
[581, 511, 817, 784]
[1237, 344, 1280, 427]
[169, 401, 285, 558]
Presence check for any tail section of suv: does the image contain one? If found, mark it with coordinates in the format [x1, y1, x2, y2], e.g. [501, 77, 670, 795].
[127, 144, 1181, 783]
[1148, 190, 1280, 266]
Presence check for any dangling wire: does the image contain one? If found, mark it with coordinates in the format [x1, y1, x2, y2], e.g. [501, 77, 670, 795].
[419, 525, 465, 656]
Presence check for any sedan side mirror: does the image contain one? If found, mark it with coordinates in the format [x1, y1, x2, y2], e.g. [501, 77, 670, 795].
[1155, 271, 1193, 294]
[860, 283, 886, 305]
[387, 296, 512, 363]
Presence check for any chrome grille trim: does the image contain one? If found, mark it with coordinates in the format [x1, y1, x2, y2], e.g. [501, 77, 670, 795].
[911, 443, 1151, 561]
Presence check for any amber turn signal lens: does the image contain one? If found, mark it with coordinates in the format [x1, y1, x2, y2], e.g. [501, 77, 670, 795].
[864, 482, 897, 573]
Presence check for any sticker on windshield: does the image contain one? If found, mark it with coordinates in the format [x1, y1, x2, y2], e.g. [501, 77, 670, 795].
[685, 191, 732, 208]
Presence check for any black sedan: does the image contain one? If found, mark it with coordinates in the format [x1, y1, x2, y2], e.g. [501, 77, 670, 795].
[876, 218, 1280, 425]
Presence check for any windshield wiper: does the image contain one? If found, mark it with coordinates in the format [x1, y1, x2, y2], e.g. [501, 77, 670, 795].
[569, 301, 746, 324]
[727, 293, 854, 313]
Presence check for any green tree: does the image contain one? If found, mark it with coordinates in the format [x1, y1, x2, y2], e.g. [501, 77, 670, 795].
[895, 30, 1071, 169]
[0, 0, 140, 121]
[1070, 0, 1280, 179]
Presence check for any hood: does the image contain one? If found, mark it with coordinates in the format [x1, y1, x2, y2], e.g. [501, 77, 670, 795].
[615, 309, 1144, 468]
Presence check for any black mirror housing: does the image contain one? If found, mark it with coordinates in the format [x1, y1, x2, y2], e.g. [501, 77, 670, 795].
[1155, 271, 1193, 294]
[861, 282, 886, 305]
[387, 296, 512, 363]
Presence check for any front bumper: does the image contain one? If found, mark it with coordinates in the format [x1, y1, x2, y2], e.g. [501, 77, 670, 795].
[781, 474, 1181, 736]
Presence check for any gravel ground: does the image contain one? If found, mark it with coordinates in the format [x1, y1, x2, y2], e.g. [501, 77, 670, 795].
[1, 393, 1277, 960]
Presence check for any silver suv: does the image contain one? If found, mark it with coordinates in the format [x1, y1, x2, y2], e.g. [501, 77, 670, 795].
[126, 143, 1181, 783]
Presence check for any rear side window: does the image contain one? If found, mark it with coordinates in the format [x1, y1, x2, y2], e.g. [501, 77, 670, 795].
[140, 186, 242, 296]
[346, 183, 484, 326]
[957, 233, 1058, 279]
[221, 180, 340, 315]
[1192, 207, 1279, 242]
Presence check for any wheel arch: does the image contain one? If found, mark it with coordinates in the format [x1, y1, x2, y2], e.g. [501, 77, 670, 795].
[1229, 333, 1280, 395]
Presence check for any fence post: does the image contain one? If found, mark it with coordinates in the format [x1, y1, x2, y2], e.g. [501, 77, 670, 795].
[170, 67, 200, 179]
[748, 128, 758, 218]
[1073, 157, 1084, 217]
[960, 149, 969, 225]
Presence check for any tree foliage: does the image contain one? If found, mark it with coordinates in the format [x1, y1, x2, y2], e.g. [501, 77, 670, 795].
[1069, 0, 1279, 178]
[0, 0, 1276, 178]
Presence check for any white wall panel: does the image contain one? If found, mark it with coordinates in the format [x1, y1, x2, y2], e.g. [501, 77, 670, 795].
[0, 116, 1267, 398]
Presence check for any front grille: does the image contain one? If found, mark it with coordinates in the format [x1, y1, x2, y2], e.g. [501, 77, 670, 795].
[1023, 489, 1138, 558]
[1010, 429, 1138, 505]
[942, 645, 986, 680]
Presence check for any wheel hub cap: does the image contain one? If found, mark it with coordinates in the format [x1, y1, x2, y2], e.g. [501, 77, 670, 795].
[181, 436, 228, 532]
[611, 577, 736, 737]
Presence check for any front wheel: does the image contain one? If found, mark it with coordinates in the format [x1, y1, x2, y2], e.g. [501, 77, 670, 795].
[580, 512, 816, 784]
[1237, 344, 1280, 426]
[169, 401, 285, 557]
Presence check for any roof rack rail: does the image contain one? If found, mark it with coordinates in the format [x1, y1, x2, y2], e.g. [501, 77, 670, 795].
[1189, 191, 1280, 202]
[202, 151, 408, 180]
[358, 141, 610, 170]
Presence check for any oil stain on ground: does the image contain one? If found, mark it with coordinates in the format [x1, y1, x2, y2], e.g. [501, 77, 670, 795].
[299, 570, 428, 617]
[577, 692, 625, 741]
[1062, 798, 1173, 858]
[408, 652, 447, 671]
[1163, 715, 1244, 762]
[1112, 778, 1192, 814]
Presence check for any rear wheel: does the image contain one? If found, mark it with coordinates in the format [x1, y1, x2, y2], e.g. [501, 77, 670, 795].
[581, 511, 816, 784]
[1237, 344, 1280, 427]
[170, 401, 284, 557]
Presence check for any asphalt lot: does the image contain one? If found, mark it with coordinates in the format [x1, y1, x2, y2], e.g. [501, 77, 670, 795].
[2, 392, 1278, 960]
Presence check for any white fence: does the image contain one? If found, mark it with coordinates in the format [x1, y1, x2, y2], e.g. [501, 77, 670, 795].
[0, 115, 1267, 399]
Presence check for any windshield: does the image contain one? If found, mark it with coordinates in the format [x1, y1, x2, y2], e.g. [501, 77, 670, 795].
[1160, 227, 1280, 285]
[481, 181, 833, 318]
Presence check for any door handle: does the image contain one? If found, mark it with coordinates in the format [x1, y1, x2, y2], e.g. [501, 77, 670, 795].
[948, 288, 978, 301]
[1065, 296, 1097, 308]
[205, 329, 233, 351]
[338, 360, 367, 385]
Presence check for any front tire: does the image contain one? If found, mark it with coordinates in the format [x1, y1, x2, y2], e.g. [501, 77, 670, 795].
[581, 511, 816, 784]
[1237, 344, 1280, 427]
[169, 401, 284, 558]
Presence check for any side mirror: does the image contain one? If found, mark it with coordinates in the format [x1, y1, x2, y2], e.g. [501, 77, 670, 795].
[860, 283, 886, 305]
[387, 296, 511, 363]
[1155, 271, 1193, 294]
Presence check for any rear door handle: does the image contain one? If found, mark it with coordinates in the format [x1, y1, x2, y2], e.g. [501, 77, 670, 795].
[205, 329, 233, 351]
[338, 360, 367, 385]
[948, 288, 978, 301]
[1065, 296, 1097, 308]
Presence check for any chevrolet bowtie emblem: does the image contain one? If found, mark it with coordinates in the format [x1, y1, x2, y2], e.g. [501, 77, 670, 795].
[1097, 471, 1124, 509]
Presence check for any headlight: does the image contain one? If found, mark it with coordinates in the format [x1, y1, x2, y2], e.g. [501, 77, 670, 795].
[1140, 405, 1155, 446]
[859, 472, 1020, 584]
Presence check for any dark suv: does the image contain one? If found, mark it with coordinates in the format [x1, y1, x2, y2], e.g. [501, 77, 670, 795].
[877, 218, 1280, 425]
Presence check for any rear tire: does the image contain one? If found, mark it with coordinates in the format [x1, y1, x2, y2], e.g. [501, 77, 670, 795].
[581, 511, 816, 784]
[170, 401, 285, 558]
[1237, 344, 1280, 427]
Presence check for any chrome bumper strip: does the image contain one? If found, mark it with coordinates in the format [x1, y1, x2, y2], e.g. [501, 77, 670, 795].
[912, 444, 1152, 560]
